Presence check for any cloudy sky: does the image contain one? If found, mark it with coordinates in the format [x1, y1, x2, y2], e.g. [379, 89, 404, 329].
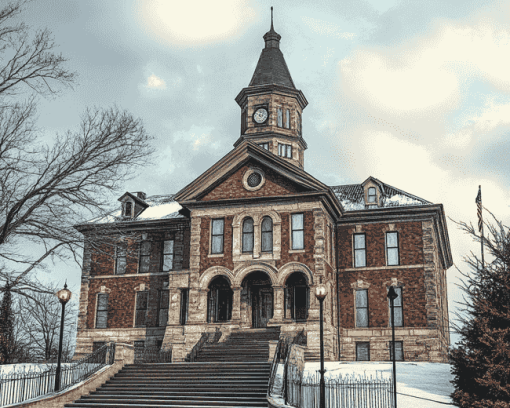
[20, 0, 510, 345]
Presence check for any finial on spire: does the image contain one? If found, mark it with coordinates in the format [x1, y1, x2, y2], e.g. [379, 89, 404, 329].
[271, 6, 274, 31]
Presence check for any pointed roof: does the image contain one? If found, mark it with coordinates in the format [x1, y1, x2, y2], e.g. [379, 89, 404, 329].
[249, 10, 295, 89]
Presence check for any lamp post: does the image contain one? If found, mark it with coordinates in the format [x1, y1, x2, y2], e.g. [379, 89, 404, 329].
[315, 283, 328, 408]
[387, 286, 398, 408]
[54, 282, 72, 392]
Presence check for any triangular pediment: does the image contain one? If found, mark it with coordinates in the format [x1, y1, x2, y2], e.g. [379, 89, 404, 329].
[174, 142, 343, 216]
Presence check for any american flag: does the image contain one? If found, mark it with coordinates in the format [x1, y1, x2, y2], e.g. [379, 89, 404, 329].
[475, 185, 483, 233]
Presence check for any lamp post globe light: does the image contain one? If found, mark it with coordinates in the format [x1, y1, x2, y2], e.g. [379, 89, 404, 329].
[314, 283, 328, 408]
[55, 282, 72, 392]
[387, 285, 398, 408]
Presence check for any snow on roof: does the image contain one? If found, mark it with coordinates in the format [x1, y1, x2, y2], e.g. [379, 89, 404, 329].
[330, 181, 431, 212]
[88, 195, 184, 224]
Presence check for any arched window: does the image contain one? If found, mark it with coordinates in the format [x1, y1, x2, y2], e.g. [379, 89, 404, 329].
[261, 216, 273, 252]
[242, 218, 254, 253]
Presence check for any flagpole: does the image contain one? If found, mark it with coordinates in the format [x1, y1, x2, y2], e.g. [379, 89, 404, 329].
[476, 185, 484, 269]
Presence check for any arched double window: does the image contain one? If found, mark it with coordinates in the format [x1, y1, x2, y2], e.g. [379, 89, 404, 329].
[242, 218, 254, 253]
[261, 216, 273, 252]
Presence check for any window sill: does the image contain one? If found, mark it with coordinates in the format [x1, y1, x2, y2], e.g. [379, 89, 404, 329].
[288, 249, 306, 254]
[208, 253, 224, 258]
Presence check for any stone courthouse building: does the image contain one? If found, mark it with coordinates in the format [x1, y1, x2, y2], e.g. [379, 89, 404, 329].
[74, 20, 452, 363]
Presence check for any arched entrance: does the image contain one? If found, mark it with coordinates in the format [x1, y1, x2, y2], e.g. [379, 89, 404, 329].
[241, 271, 273, 328]
[285, 272, 309, 321]
[207, 276, 233, 322]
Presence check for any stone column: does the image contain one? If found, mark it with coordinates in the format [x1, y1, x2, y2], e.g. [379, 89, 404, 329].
[232, 286, 242, 323]
[269, 286, 285, 324]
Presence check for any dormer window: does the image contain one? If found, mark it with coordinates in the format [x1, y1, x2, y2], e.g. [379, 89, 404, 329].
[124, 201, 132, 217]
[368, 187, 376, 204]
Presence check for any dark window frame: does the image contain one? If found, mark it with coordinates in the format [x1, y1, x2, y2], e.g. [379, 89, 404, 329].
[258, 142, 269, 150]
[161, 239, 174, 272]
[368, 187, 377, 203]
[124, 201, 132, 217]
[389, 341, 404, 361]
[242, 217, 254, 253]
[180, 289, 189, 326]
[353, 233, 366, 267]
[356, 342, 370, 361]
[95, 293, 108, 329]
[139, 240, 151, 273]
[261, 216, 273, 253]
[278, 143, 292, 159]
[115, 245, 127, 275]
[388, 286, 404, 327]
[355, 289, 369, 328]
[291, 213, 304, 250]
[157, 289, 169, 327]
[134, 291, 149, 328]
[386, 232, 400, 266]
[211, 218, 225, 254]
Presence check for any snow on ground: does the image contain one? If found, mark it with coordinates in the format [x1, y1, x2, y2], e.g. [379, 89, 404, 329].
[305, 362, 455, 408]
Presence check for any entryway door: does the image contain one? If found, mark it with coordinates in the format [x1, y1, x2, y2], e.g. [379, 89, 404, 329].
[252, 288, 273, 328]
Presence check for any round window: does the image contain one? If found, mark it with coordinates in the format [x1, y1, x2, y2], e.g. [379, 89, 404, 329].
[247, 172, 262, 188]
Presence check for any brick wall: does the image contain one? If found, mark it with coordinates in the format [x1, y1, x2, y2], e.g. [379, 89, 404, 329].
[336, 221, 424, 269]
[338, 268, 427, 329]
[201, 161, 305, 201]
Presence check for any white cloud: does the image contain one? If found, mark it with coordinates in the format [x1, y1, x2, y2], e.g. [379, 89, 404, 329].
[138, 0, 256, 46]
[147, 74, 166, 89]
[302, 17, 356, 40]
[339, 16, 510, 115]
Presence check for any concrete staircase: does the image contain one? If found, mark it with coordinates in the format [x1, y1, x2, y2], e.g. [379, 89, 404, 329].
[65, 328, 279, 408]
[195, 327, 280, 362]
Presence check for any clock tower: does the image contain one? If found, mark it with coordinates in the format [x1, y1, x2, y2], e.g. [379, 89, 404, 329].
[234, 10, 308, 169]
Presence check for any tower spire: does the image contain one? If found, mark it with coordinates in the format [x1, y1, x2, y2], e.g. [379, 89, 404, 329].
[271, 6, 274, 31]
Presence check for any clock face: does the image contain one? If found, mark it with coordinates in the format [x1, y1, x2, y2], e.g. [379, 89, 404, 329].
[253, 108, 268, 124]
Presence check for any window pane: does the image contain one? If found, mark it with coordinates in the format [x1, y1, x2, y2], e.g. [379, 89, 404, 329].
[286, 145, 292, 158]
[96, 311, 107, 329]
[286, 109, 290, 128]
[292, 213, 303, 230]
[355, 290, 367, 307]
[136, 292, 148, 310]
[390, 342, 403, 361]
[159, 290, 169, 307]
[356, 309, 368, 327]
[243, 218, 254, 232]
[261, 216, 272, 231]
[212, 219, 224, 235]
[158, 309, 168, 327]
[394, 287, 402, 306]
[116, 256, 126, 274]
[139, 256, 150, 273]
[386, 232, 398, 248]
[164, 240, 174, 254]
[355, 249, 366, 267]
[278, 108, 283, 127]
[292, 230, 304, 250]
[97, 294, 108, 310]
[243, 233, 254, 252]
[387, 248, 399, 265]
[162, 254, 173, 271]
[356, 343, 370, 361]
[393, 307, 403, 326]
[354, 234, 365, 249]
[135, 310, 146, 327]
[212, 235, 223, 254]
[262, 231, 273, 252]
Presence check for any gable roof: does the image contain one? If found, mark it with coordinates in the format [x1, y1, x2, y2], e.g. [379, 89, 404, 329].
[330, 178, 432, 212]
[174, 141, 344, 217]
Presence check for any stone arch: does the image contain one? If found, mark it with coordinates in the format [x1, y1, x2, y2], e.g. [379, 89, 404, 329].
[232, 209, 282, 227]
[233, 263, 279, 287]
[199, 266, 234, 290]
[277, 262, 314, 287]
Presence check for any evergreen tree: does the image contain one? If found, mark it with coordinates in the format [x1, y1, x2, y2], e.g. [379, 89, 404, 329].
[450, 213, 510, 407]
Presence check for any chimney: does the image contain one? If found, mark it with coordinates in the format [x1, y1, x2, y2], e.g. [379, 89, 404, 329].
[135, 192, 146, 200]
